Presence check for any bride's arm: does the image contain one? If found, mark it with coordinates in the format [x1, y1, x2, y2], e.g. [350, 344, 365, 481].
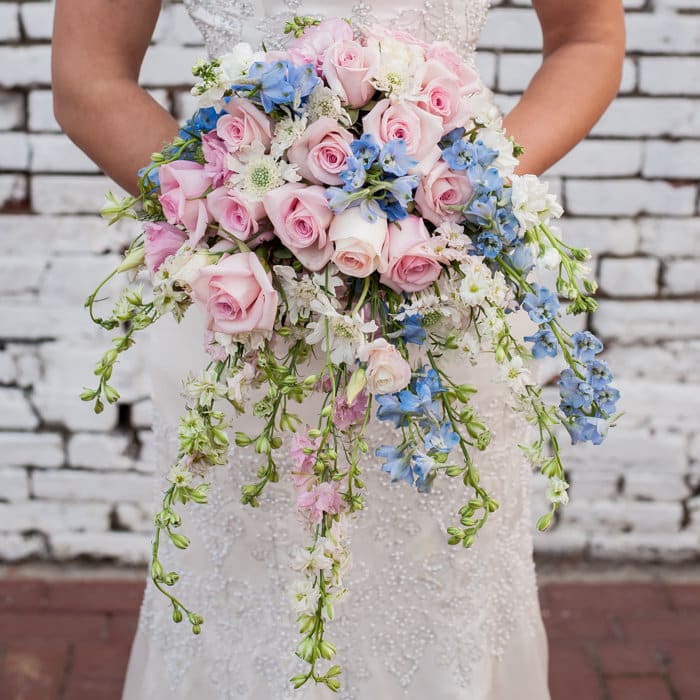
[52, 0, 178, 195]
[502, 0, 626, 176]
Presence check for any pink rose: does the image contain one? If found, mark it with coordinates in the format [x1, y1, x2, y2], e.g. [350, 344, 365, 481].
[322, 40, 378, 108]
[416, 59, 471, 130]
[206, 186, 265, 241]
[329, 206, 389, 277]
[216, 97, 272, 152]
[158, 161, 213, 246]
[286, 117, 353, 185]
[358, 339, 412, 395]
[425, 42, 482, 94]
[415, 160, 473, 226]
[288, 18, 354, 69]
[362, 99, 443, 171]
[263, 183, 333, 271]
[143, 221, 188, 277]
[190, 252, 279, 334]
[380, 215, 443, 293]
[201, 132, 231, 188]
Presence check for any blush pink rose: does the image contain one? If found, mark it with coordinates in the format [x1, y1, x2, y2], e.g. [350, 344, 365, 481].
[322, 40, 378, 108]
[380, 215, 444, 293]
[263, 183, 333, 271]
[415, 160, 473, 226]
[358, 339, 412, 395]
[143, 221, 188, 277]
[158, 161, 213, 246]
[329, 206, 389, 278]
[416, 59, 471, 130]
[216, 97, 272, 152]
[286, 117, 353, 185]
[288, 18, 354, 69]
[362, 99, 444, 170]
[425, 42, 482, 93]
[190, 252, 278, 334]
[201, 132, 231, 188]
[206, 186, 265, 241]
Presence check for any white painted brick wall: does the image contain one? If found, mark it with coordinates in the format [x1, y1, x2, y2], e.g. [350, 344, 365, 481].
[0, 0, 698, 566]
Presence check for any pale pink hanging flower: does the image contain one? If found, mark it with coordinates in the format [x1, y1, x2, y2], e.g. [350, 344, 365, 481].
[297, 481, 346, 524]
[290, 431, 321, 490]
[333, 390, 369, 432]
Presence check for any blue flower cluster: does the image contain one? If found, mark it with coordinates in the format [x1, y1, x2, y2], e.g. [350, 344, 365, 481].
[375, 368, 458, 492]
[440, 129, 518, 259]
[232, 60, 318, 114]
[522, 284, 561, 357]
[326, 134, 420, 222]
[559, 331, 619, 445]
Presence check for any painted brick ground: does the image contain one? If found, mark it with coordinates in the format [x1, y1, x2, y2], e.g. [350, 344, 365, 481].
[0, 0, 699, 564]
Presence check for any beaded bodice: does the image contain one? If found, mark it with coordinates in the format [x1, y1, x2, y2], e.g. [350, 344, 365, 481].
[183, 0, 491, 58]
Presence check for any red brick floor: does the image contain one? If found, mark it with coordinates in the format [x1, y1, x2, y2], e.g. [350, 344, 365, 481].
[0, 579, 698, 699]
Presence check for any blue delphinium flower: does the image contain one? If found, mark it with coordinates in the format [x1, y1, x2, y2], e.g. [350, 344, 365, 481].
[137, 165, 160, 193]
[233, 60, 318, 113]
[572, 331, 604, 362]
[510, 241, 535, 274]
[378, 139, 417, 176]
[441, 138, 498, 173]
[595, 385, 620, 414]
[559, 369, 595, 411]
[522, 284, 560, 325]
[411, 453, 436, 492]
[325, 187, 356, 214]
[567, 416, 608, 446]
[398, 314, 426, 345]
[474, 230, 502, 259]
[463, 194, 497, 228]
[586, 360, 613, 390]
[524, 328, 559, 359]
[494, 206, 519, 245]
[424, 422, 460, 454]
[351, 133, 380, 169]
[339, 156, 367, 191]
[375, 393, 408, 428]
[376, 445, 413, 485]
[439, 127, 466, 149]
[398, 380, 440, 417]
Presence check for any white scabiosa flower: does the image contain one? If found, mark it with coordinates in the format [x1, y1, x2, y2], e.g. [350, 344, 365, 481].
[226, 142, 300, 201]
[306, 85, 351, 125]
[369, 38, 424, 100]
[270, 115, 309, 159]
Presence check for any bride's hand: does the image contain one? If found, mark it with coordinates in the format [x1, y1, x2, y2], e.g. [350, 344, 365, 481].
[502, 0, 626, 176]
[53, 0, 179, 195]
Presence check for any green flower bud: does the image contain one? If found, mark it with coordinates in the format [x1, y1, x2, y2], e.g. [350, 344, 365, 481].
[80, 388, 98, 402]
[103, 385, 120, 404]
[318, 640, 336, 660]
[295, 637, 314, 663]
[169, 533, 190, 549]
[537, 512, 553, 531]
[290, 674, 308, 689]
[150, 560, 164, 580]
[235, 432, 253, 447]
[255, 435, 271, 454]
[325, 678, 341, 692]
[162, 572, 180, 586]
[117, 245, 145, 272]
[172, 607, 183, 623]
[445, 466, 463, 477]
[192, 624, 201, 635]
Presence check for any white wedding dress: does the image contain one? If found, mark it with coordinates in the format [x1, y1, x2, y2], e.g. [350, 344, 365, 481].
[122, 2, 551, 699]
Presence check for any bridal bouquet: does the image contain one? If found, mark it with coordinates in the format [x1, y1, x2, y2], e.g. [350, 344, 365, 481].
[86, 17, 620, 691]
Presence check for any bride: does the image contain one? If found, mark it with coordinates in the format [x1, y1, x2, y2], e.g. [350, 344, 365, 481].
[52, 1, 625, 698]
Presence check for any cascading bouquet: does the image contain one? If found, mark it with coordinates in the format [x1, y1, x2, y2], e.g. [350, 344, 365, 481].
[85, 16, 620, 691]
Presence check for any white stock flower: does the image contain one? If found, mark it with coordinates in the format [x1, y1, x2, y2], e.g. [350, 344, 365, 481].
[430, 222, 473, 262]
[290, 578, 320, 616]
[498, 354, 532, 396]
[183, 368, 227, 408]
[546, 477, 570, 505]
[478, 125, 518, 178]
[370, 38, 424, 100]
[510, 174, 564, 233]
[226, 362, 256, 406]
[273, 265, 322, 325]
[218, 43, 261, 82]
[226, 142, 300, 201]
[465, 90, 502, 128]
[290, 544, 333, 574]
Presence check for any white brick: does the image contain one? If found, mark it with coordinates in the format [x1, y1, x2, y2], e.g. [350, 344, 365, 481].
[474, 51, 496, 91]
[593, 99, 700, 138]
[602, 341, 700, 382]
[626, 14, 700, 54]
[0, 92, 25, 130]
[690, 434, 700, 462]
[0, 501, 110, 532]
[10, 344, 42, 388]
[30, 176, 127, 215]
[0, 173, 26, 206]
[32, 470, 153, 502]
[565, 179, 696, 217]
[0, 256, 46, 295]
[0, 534, 44, 561]
[0, 352, 14, 383]
[68, 433, 133, 470]
[28, 90, 59, 132]
[173, 90, 199, 121]
[140, 46, 207, 86]
[133, 430, 156, 474]
[663, 260, 700, 296]
[0, 4, 20, 42]
[0, 388, 38, 429]
[50, 532, 149, 564]
[638, 218, 700, 257]
[533, 529, 587, 557]
[0, 46, 52, 88]
[32, 387, 118, 431]
[29, 134, 101, 173]
[0, 433, 64, 468]
[567, 469, 620, 500]
[643, 140, 700, 179]
[590, 532, 699, 563]
[640, 57, 700, 96]
[562, 218, 639, 257]
[615, 379, 700, 431]
[0, 468, 29, 501]
[114, 502, 153, 533]
[0, 301, 96, 341]
[624, 472, 689, 501]
[593, 300, 700, 342]
[598, 257, 659, 298]
[0, 132, 28, 169]
[561, 501, 683, 534]
[131, 400, 153, 429]
[548, 141, 642, 178]
[40, 253, 122, 305]
[20, 2, 54, 41]
[480, 9, 542, 50]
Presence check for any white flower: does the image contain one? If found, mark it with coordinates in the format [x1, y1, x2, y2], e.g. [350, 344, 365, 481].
[167, 463, 193, 487]
[457, 328, 483, 363]
[458, 257, 493, 307]
[465, 90, 502, 128]
[290, 545, 333, 574]
[270, 115, 308, 159]
[218, 43, 261, 82]
[498, 354, 532, 396]
[535, 245, 562, 274]
[226, 142, 300, 201]
[183, 368, 226, 408]
[306, 296, 378, 365]
[478, 125, 518, 178]
[369, 37, 424, 100]
[510, 174, 564, 233]
[430, 222, 473, 262]
[290, 578, 320, 616]
[226, 362, 256, 406]
[273, 265, 322, 325]
[306, 85, 351, 125]
[546, 477, 570, 505]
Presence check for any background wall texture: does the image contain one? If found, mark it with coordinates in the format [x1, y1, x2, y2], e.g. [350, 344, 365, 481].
[0, 0, 698, 565]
